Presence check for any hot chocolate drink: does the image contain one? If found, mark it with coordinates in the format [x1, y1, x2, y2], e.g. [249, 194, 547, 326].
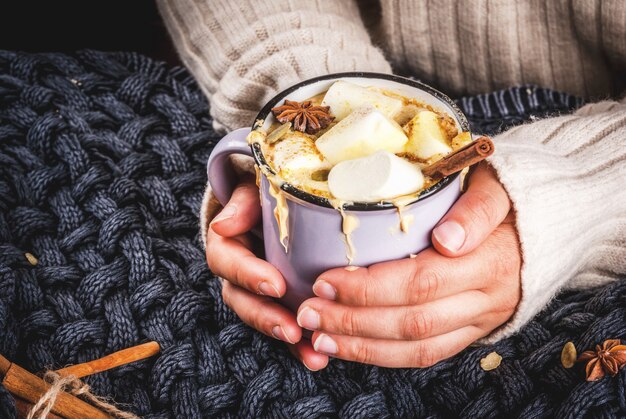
[251, 80, 471, 204]
[246, 80, 478, 262]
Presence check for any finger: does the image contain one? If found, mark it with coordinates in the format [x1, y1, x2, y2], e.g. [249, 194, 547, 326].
[207, 228, 285, 297]
[311, 326, 486, 368]
[432, 162, 511, 257]
[222, 281, 301, 344]
[298, 290, 491, 340]
[287, 340, 330, 371]
[210, 175, 261, 238]
[313, 248, 484, 306]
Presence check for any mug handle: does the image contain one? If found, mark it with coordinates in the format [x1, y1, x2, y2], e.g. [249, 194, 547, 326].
[207, 127, 253, 206]
[206, 127, 264, 239]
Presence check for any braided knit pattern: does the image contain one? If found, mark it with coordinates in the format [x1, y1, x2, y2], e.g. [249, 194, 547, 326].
[0, 50, 624, 418]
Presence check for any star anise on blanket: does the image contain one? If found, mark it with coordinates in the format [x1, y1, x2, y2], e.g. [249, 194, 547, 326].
[577, 339, 626, 381]
[271, 100, 334, 134]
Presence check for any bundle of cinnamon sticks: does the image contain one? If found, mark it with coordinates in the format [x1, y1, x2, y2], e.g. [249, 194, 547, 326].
[0, 341, 160, 418]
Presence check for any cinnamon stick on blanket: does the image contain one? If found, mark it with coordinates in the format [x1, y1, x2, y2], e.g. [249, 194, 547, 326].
[13, 396, 63, 419]
[0, 354, 110, 418]
[422, 136, 495, 180]
[0, 341, 160, 418]
[56, 341, 160, 379]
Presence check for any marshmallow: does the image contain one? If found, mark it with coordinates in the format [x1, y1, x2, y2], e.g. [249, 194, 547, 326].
[272, 131, 331, 173]
[328, 151, 424, 202]
[322, 81, 404, 121]
[403, 110, 452, 160]
[315, 106, 408, 165]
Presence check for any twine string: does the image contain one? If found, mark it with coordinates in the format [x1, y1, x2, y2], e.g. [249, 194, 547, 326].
[27, 372, 139, 419]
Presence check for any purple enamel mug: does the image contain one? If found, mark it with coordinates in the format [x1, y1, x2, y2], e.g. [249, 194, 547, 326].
[207, 73, 468, 313]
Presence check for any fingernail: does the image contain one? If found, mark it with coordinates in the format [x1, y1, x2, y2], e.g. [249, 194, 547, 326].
[302, 359, 320, 372]
[433, 220, 466, 251]
[258, 281, 281, 297]
[314, 334, 337, 355]
[297, 307, 320, 330]
[211, 205, 237, 225]
[313, 280, 336, 300]
[271, 325, 295, 344]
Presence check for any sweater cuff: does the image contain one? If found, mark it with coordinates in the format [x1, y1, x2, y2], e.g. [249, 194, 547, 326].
[482, 101, 626, 342]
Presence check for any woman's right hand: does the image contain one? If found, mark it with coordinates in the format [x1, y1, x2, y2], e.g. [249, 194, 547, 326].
[206, 175, 329, 371]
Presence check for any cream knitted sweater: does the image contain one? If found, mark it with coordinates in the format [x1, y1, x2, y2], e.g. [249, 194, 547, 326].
[158, 0, 626, 341]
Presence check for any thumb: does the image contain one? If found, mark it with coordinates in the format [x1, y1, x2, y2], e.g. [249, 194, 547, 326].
[432, 163, 511, 257]
[210, 175, 261, 238]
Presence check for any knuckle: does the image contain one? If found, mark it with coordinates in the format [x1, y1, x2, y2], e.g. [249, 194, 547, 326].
[495, 288, 520, 315]
[205, 245, 217, 273]
[494, 248, 517, 280]
[411, 342, 438, 368]
[354, 268, 374, 305]
[221, 281, 232, 307]
[230, 258, 248, 289]
[484, 242, 521, 316]
[206, 256, 216, 274]
[402, 309, 435, 340]
[466, 189, 501, 227]
[247, 315, 265, 335]
[352, 342, 375, 364]
[484, 281, 520, 321]
[494, 234, 521, 278]
[339, 309, 360, 336]
[234, 182, 258, 200]
[410, 266, 444, 303]
[255, 313, 273, 335]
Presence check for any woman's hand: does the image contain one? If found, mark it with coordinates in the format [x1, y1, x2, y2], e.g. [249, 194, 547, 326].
[297, 164, 522, 367]
[205, 175, 329, 371]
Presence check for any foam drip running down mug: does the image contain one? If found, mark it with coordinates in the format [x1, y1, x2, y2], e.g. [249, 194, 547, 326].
[207, 72, 469, 313]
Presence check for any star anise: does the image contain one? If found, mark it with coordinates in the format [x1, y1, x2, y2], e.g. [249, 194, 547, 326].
[577, 339, 626, 381]
[271, 100, 334, 134]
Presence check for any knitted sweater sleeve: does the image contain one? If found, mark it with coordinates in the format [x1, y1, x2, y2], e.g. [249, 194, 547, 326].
[483, 98, 626, 342]
[157, 0, 391, 245]
[156, 0, 391, 132]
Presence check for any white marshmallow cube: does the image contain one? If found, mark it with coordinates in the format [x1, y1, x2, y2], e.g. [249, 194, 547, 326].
[315, 106, 408, 165]
[272, 131, 331, 173]
[328, 151, 424, 202]
[321, 81, 404, 121]
[403, 110, 452, 160]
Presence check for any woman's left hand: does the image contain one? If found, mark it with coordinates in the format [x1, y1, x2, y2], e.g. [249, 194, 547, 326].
[296, 163, 522, 367]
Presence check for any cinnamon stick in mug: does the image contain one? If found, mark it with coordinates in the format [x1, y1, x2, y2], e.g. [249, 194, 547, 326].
[422, 136, 494, 180]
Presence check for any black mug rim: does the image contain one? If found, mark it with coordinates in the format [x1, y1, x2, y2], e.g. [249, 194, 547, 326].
[250, 72, 469, 211]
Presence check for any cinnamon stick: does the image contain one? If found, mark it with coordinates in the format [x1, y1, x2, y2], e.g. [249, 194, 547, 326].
[56, 341, 160, 379]
[0, 342, 159, 418]
[0, 354, 111, 419]
[0, 352, 10, 377]
[13, 395, 63, 419]
[422, 136, 494, 180]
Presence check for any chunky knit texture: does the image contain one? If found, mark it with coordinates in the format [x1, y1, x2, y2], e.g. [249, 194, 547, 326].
[1, 50, 626, 417]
